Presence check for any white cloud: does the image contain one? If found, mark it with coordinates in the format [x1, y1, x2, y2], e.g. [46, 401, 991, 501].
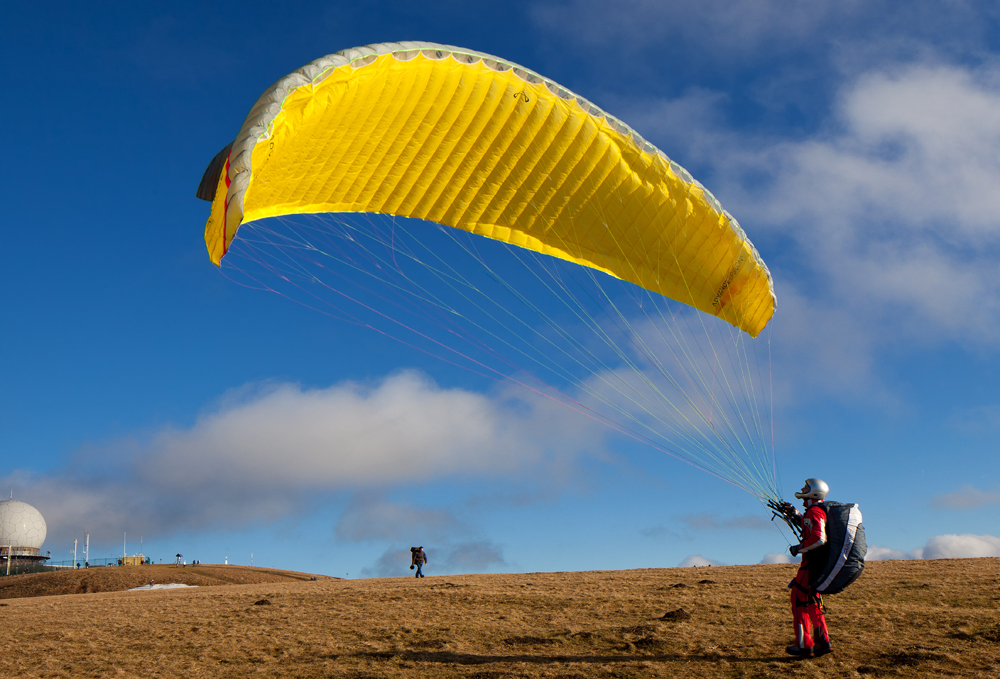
[760, 552, 795, 564]
[529, 1, 998, 73]
[753, 67, 1000, 235]
[143, 371, 553, 489]
[868, 534, 1000, 560]
[529, 0, 854, 55]
[4, 373, 605, 545]
[866, 544, 922, 561]
[932, 484, 1000, 510]
[922, 534, 1000, 559]
[678, 554, 725, 567]
[607, 60, 1000, 408]
[749, 64, 1000, 342]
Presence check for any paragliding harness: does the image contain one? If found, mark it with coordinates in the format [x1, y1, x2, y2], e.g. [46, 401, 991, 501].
[768, 499, 867, 595]
[790, 579, 825, 612]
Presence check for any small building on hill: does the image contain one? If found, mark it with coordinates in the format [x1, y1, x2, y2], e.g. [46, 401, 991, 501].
[0, 498, 49, 571]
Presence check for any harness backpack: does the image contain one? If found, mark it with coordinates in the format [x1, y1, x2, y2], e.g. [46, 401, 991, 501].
[808, 501, 866, 594]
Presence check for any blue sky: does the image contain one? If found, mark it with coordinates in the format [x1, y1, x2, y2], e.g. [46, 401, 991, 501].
[5, 0, 1000, 575]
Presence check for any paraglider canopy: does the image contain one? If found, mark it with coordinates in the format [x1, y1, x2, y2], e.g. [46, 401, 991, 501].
[200, 41, 775, 338]
[198, 42, 781, 502]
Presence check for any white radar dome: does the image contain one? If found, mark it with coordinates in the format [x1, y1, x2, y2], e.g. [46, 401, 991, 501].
[0, 500, 47, 550]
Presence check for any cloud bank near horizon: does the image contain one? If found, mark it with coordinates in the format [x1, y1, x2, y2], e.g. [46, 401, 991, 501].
[869, 533, 1000, 561]
[763, 532, 1000, 565]
[679, 554, 725, 568]
[760, 552, 795, 564]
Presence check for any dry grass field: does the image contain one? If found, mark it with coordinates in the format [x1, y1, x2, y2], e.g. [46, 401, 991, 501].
[0, 558, 997, 678]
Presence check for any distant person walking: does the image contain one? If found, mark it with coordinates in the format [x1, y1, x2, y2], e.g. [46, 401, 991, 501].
[410, 547, 427, 578]
[781, 478, 834, 658]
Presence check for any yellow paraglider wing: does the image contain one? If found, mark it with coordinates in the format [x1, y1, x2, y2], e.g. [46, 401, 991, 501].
[203, 42, 775, 337]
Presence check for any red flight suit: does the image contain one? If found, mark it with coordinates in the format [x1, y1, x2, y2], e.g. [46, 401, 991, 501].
[790, 501, 830, 649]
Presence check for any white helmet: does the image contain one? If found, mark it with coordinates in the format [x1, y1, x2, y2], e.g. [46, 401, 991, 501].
[794, 478, 829, 501]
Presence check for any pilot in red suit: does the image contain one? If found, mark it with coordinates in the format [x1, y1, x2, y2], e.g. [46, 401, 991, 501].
[785, 479, 834, 658]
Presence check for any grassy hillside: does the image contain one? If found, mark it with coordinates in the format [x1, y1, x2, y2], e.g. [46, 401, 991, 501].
[0, 559, 997, 677]
[0, 563, 330, 599]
